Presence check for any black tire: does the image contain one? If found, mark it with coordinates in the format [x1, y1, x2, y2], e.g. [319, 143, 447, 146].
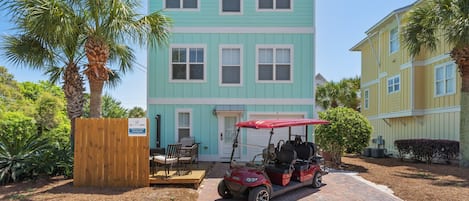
[248, 186, 270, 201]
[217, 180, 233, 199]
[312, 171, 322, 188]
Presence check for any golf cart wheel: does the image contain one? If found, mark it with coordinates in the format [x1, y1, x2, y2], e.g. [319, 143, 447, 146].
[217, 180, 233, 199]
[312, 171, 322, 188]
[248, 186, 270, 201]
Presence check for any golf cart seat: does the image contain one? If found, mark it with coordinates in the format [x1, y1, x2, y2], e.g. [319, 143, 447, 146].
[293, 143, 314, 171]
[265, 143, 297, 186]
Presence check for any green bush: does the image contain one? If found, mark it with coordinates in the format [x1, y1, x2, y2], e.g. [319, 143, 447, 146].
[0, 112, 36, 141]
[315, 107, 372, 165]
[394, 139, 459, 164]
[0, 134, 51, 184]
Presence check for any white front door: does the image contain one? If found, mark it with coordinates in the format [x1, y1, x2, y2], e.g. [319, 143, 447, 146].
[218, 114, 240, 160]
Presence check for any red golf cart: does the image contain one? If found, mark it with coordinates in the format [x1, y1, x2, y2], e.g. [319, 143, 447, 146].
[217, 119, 330, 201]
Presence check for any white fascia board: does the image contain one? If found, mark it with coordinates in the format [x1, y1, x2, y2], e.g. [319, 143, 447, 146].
[171, 27, 314, 34]
[148, 98, 314, 105]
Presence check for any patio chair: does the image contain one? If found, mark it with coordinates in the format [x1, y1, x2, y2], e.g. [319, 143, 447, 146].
[179, 144, 198, 175]
[153, 143, 182, 178]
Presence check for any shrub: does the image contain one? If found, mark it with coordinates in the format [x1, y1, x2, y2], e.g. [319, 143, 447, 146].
[394, 139, 459, 164]
[315, 107, 372, 165]
[0, 134, 51, 184]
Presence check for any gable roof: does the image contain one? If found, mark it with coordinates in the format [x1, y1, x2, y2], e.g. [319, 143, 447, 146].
[350, 0, 421, 51]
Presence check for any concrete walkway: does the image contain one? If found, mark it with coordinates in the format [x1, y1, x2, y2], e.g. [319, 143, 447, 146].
[197, 163, 402, 201]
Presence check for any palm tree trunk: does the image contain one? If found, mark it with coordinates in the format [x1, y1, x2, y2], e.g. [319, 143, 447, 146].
[88, 76, 104, 118]
[63, 63, 84, 150]
[452, 47, 469, 167]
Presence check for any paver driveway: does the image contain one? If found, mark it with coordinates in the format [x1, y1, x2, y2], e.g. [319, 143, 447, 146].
[197, 163, 402, 201]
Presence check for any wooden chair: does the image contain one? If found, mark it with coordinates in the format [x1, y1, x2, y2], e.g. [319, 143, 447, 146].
[153, 144, 182, 178]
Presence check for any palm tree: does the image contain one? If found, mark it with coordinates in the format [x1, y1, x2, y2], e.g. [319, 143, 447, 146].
[402, 0, 469, 167]
[315, 77, 361, 111]
[2, 0, 171, 119]
[79, 0, 171, 117]
[2, 1, 85, 145]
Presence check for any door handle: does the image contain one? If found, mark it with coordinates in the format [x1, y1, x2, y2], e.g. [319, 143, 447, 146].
[220, 132, 223, 141]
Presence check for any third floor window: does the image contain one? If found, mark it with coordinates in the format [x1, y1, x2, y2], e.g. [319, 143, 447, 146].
[258, 0, 291, 10]
[165, 0, 198, 9]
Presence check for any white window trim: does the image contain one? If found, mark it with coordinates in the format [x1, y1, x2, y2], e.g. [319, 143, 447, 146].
[219, 0, 243, 15]
[219, 44, 243, 87]
[364, 88, 369, 110]
[256, 0, 293, 12]
[387, 75, 400, 94]
[164, 0, 200, 11]
[434, 62, 456, 97]
[169, 44, 207, 83]
[389, 27, 399, 54]
[256, 44, 294, 83]
[175, 108, 192, 142]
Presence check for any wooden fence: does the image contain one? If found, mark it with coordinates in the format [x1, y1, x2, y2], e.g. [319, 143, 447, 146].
[74, 118, 149, 187]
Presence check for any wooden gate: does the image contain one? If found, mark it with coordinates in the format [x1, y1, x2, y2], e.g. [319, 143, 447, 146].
[74, 118, 149, 187]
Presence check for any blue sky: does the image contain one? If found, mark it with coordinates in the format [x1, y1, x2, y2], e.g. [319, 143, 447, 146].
[0, 0, 416, 109]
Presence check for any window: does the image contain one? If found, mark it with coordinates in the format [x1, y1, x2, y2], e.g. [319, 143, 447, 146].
[222, 0, 241, 13]
[176, 110, 191, 141]
[387, 75, 400, 94]
[170, 46, 205, 81]
[364, 89, 369, 110]
[165, 0, 198, 9]
[390, 27, 399, 53]
[435, 62, 456, 96]
[220, 46, 242, 85]
[258, 0, 291, 10]
[257, 46, 292, 82]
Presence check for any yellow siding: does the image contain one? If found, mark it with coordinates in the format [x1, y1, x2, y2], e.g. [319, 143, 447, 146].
[369, 112, 460, 155]
[360, 35, 379, 84]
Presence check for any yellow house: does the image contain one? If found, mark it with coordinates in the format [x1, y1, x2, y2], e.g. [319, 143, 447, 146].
[351, 1, 460, 156]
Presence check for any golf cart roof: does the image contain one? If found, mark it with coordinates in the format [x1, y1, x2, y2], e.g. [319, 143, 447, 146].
[236, 119, 329, 129]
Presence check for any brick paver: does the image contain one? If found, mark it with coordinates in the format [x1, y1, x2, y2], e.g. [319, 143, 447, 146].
[197, 163, 402, 201]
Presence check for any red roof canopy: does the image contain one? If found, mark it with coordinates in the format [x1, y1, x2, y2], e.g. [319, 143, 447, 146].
[235, 119, 329, 129]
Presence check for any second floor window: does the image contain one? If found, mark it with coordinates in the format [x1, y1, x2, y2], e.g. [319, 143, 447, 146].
[435, 62, 456, 96]
[171, 47, 205, 81]
[166, 0, 198, 9]
[221, 47, 242, 85]
[390, 27, 399, 54]
[222, 0, 241, 13]
[258, 0, 291, 10]
[387, 75, 400, 94]
[257, 46, 292, 82]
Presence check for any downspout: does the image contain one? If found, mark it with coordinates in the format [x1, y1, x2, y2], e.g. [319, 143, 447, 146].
[155, 114, 161, 148]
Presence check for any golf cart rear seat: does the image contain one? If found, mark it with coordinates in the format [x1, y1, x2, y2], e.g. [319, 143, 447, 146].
[265, 143, 297, 186]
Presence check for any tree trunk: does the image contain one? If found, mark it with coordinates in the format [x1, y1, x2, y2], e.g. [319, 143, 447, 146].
[63, 62, 84, 150]
[88, 75, 104, 118]
[84, 36, 110, 118]
[452, 47, 469, 167]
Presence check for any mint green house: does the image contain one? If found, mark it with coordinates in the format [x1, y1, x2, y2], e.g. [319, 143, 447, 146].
[147, 0, 316, 161]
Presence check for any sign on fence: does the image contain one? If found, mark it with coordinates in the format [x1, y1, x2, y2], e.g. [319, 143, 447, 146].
[128, 118, 147, 136]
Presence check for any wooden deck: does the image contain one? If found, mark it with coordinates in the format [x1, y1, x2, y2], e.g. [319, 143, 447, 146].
[149, 170, 206, 188]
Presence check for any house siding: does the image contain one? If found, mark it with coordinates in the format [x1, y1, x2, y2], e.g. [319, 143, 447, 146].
[147, 0, 316, 161]
[352, 2, 461, 154]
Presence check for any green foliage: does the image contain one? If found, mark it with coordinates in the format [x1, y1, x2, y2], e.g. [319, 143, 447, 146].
[0, 112, 36, 142]
[128, 106, 146, 118]
[83, 93, 128, 118]
[315, 76, 361, 111]
[315, 107, 372, 165]
[0, 134, 51, 184]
